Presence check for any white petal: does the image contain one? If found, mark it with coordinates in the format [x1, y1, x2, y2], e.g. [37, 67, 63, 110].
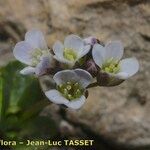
[66, 95, 86, 109]
[35, 56, 52, 76]
[119, 57, 139, 79]
[114, 72, 129, 79]
[64, 34, 84, 53]
[53, 55, 74, 66]
[105, 41, 124, 60]
[20, 66, 35, 75]
[25, 29, 48, 50]
[74, 69, 92, 88]
[92, 44, 105, 67]
[45, 89, 69, 104]
[13, 41, 33, 65]
[78, 45, 91, 59]
[53, 70, 78, 85]
[53, 41, 64, 57]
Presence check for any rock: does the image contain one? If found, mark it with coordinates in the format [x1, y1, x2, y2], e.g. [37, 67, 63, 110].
[0, 0, 150, 149]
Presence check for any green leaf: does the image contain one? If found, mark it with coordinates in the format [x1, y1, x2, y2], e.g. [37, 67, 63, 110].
[0, 61, 58, 149]
[21, 100, 49, 122]
[0, 61, 48, 138]
[20, 116, 57, 139]
[0, 76, 3, 120]
[18, 78, 44, 111]
[0, 61, 30, 118]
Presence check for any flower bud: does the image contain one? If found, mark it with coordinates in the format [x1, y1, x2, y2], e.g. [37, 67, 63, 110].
[84, 36, 98, 46]
[85, 59, 98, 77]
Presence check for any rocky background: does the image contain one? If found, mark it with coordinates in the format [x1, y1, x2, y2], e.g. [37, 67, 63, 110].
[0, 0, 150, 149]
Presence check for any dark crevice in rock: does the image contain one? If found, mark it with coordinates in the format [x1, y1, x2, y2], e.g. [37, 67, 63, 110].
[126, 0, 149, 6]
[86, 0, 149, 10]
[0, 20, 25, 42]
[86, 1, 117, 10]
[140, 33, 150, 42]
[0, 30, 9, 41]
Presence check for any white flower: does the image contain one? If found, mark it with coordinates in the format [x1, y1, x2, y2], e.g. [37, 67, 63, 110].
[13, 29, 53, 76]
[92, 41, 139, 84]
[53, 35, 91, 67]
[45, 69, 92, 109]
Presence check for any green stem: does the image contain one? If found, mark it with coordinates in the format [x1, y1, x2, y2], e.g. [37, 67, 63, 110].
[0, 77, 3, 121]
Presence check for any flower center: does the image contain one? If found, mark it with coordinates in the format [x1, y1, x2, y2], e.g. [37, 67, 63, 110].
[63, 48, 77, 61]
[31, 48, 49, 66]
[57, 81, 84, 100]
[102, 58, 120, 74]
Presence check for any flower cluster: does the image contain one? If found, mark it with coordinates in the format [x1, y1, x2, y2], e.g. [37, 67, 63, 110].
[13, 29, 139, 109]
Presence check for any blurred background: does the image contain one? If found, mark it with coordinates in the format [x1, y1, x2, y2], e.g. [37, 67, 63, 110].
[0, 0, 150, 150]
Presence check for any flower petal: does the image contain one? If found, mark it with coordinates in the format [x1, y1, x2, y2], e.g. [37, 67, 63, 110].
[74, 69, 92, 88]
[114, 72, 129, 79]
[20, 66, 35, 75]
[53, 70, 78, 85]
[78, 45, 91, 59]
[25, 29, 48, 50]
[105, 41, 124, 60]
[92, 44, 105, 67]
[66, 95, 86, 109]
[45, 89, 69, 104]
[13, 41, 33, 65]
[53, 55, 74, 66]
[53, 41, 64, 57]
[64, 34, 84, 53]
[35, 56, 52, 76]
[119, 57, 139, 79]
